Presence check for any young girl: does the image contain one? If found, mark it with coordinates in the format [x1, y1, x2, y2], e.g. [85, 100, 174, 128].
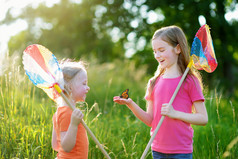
[52, 59, 90, 159]
[113, 26, 208, 159]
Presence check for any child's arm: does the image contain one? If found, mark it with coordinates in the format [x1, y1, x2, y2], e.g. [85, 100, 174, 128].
[161, 101, 208, 125]
[52, 126, 59, 151]
[113, 96, 153, 126]
[60, 109, 83, 152]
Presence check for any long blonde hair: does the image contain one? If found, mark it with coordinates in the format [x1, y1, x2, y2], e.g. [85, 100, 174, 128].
[146, 25, 203, 97]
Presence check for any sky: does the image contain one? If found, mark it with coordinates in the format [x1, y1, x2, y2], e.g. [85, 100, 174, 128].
[0, 0, 237, 75]
[0, 0, 162, 59]
[0, 0, 60, 55]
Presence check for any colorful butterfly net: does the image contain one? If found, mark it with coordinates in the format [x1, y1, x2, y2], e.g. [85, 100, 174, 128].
[191, 24, 218, 73]
[23, 44, 64, 101]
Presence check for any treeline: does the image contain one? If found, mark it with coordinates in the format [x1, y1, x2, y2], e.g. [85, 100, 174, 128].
[2, 0, 238, 96]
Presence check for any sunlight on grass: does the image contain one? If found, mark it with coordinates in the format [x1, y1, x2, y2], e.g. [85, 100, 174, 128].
[0, 55, 237, 158]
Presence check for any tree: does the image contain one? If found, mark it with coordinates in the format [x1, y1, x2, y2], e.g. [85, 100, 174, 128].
[96, 0, 238, 93]
[6, 0, 125, 62]
[3, 0, 238, 94]
[142, 0, 238, 94]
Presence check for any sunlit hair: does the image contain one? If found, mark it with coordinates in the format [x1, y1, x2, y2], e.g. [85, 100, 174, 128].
[146, 25, 203, 97]
[59, 59, 87, 99]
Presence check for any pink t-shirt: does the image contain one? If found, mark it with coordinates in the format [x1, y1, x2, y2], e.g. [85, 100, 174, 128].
[145, 75, 204, 154]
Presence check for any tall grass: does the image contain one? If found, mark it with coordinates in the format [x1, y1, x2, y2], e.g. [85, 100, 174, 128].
[0, 56, 237, 158]
[0, 55, 56, 158]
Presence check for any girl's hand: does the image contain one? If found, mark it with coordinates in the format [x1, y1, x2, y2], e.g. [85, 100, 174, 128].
[70, 108, 84, 126]
[161, 103, 177, 119]
[113, 96, 132, 105]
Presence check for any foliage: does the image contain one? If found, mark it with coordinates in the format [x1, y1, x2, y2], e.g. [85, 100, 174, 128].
[2, 0, 238, 94]
[85, 0, 238, 93]
[6, 0, 125, 62]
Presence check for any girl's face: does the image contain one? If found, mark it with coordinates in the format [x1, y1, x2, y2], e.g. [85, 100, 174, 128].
[152, 37, 180, 70]
[71, 70, 90, 102]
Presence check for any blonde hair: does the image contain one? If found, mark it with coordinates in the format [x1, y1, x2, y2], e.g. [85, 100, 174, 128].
[146, 25, 203, 97]
[60, 59, 87, 99]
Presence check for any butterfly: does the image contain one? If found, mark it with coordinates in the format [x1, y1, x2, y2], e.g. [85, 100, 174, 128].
[120, 89, 129, 99]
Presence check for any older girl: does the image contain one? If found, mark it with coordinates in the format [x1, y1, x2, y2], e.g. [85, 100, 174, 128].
[114, 26, 208, 159]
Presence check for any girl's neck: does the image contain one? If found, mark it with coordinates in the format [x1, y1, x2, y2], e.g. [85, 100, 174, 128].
[163, 64, 182, 78]
[57, 97, 76, 109]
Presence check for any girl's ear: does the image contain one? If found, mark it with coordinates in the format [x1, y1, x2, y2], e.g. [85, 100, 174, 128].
[65, 83, 72, 94]
[68, 83, 73, 92]
[175, 44, 181, 54]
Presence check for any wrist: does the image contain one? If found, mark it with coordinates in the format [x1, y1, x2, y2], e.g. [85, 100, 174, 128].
[69, 122, 79, 129]
[126, 99, 134, 109]
[173, 110, 180, 119]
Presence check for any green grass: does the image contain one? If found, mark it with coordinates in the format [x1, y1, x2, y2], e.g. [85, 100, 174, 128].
[0, 57, 237, 158]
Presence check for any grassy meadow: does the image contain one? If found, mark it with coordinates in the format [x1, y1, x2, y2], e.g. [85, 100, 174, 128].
[0, 56, 237, 159]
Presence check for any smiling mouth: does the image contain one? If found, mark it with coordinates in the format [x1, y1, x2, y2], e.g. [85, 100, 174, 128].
[159, 60, 165, 63]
